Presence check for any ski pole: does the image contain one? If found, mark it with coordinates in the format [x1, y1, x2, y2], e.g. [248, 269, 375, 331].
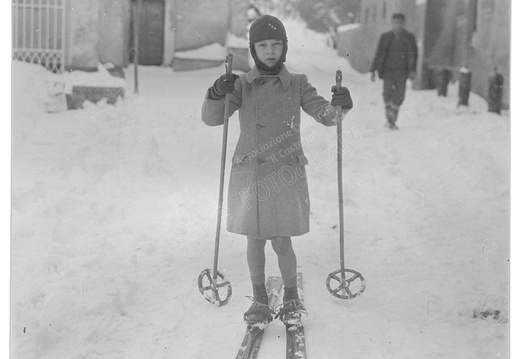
[326, 70, 366, 300]
[198, 54, 234, 306]
[336, 70, 346, 279]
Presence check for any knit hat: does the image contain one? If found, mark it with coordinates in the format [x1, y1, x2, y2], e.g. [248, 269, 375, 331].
[249, 15, 288, 73]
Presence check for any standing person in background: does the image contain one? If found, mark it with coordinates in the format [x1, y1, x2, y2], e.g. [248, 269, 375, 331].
[370, 13, 418, 130]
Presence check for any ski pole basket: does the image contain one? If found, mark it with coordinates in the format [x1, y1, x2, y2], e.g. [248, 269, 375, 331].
[326, 268, 366, 299]
[198, 269, 232, 306]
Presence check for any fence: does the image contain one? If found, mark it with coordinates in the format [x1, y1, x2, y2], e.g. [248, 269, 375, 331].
[12, 0, 66, 72]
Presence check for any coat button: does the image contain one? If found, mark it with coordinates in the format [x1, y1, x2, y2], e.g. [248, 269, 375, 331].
[258, 79, 265, 85]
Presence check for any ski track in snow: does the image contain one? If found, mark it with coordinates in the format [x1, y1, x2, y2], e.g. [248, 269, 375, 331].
[11, 18, 509, 359]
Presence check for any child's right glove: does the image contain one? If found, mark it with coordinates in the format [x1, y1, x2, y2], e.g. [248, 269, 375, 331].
[213, 73, 239, 96]
[331, 86, 353, 110]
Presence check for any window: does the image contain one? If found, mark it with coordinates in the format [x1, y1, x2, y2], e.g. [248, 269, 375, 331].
[382, 2, 387, 19]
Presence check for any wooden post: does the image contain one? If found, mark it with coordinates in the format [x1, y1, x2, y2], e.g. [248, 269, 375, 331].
[488, 68, 504, 114]
[132, 0, 143, 94]
[458, 67, 471, 106]
[436, 68, 451, 97]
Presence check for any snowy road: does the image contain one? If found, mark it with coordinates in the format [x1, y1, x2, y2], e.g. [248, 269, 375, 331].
[11, 19, 509, 359]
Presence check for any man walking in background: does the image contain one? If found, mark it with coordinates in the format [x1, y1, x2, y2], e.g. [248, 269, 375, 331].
[370, 13, 418, 130]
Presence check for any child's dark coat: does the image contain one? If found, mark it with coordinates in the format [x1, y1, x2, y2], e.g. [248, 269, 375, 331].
[202, 65, 338, 238]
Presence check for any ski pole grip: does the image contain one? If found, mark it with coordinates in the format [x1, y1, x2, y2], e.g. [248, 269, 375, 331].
[336, 70, 342, 90]
[225, 53, 233, 75]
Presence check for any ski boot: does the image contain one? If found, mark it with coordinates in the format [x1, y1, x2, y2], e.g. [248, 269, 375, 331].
[243, 283, 275, 325]
[275, 286, 307, 324]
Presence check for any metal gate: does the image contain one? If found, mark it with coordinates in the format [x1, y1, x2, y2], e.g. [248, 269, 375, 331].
[12, 0, 66, 72]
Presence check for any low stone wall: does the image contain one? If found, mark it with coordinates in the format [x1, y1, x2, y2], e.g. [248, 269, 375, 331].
[66, 86, 125, 109]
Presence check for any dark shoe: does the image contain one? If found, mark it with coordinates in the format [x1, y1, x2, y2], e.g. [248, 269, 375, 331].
[275, 286, 307, 323]
[244, 298, 275, 325]
[243, 284, 274, 324]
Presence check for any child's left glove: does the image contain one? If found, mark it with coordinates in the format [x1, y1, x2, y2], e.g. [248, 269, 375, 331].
[214, 73, 239, 95]
[331, 86, 353, 110]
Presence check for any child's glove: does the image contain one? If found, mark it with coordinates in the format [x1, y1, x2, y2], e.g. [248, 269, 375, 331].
[331, 86, 353, 110]
[213, 73, 239, 95]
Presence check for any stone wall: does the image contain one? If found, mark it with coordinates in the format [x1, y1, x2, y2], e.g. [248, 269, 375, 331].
[341, 0, 510, 105]
[63, 0, 250, 70]
[97, 0, 131, 67]
[174, 0, 230, 51]
[230, 0, 249, 38]
[66, 0, 100, 69]
[471, 0, 510, 107]
[337, 0, 416, 75]
[66, 0, 131, 70]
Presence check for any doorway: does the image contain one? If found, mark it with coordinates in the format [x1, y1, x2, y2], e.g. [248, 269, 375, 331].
[130, 0, 165, 66]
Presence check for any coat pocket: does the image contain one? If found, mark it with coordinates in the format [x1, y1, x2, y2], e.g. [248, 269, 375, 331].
[230, 153, 252, 191]
[294, 154, 309, 192]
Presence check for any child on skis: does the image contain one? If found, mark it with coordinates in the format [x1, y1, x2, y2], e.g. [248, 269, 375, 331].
[201, 14, 353, 324]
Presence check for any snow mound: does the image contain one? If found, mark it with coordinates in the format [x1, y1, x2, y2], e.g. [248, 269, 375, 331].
[282, 17, 353, 74]
[12, 61, 57, 115]
[12, 61, 126, 114]
[227, 33, 249, 48]
[337, 23, 361, 33]
[283, 17, 331, 52]
[59, 64, 126, 90]
[175, 43, 226, 61]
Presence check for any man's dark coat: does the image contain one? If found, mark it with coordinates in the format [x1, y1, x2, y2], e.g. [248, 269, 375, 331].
[370, 30, 418, 79]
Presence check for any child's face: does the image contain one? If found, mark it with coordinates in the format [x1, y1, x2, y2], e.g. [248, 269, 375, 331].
[253, 39, 284, 68]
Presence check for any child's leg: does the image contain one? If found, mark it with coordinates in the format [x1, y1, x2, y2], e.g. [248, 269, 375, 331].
[247, 236, 267, 285]
[245, 237, 272, 323]
[271, 236, 297, 288]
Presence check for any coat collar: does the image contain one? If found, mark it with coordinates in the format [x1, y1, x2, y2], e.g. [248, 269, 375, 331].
[246, 65, 291, 89]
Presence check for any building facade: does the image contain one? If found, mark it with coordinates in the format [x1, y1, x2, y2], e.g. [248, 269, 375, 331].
[12, 0, 248, 71]
[337, 0, 510, 107]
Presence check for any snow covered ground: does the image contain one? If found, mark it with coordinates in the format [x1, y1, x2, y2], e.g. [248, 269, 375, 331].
[11, 18, 509, 359]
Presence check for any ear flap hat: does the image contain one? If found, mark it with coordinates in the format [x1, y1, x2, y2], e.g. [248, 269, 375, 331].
[249, 14, 288, 73]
